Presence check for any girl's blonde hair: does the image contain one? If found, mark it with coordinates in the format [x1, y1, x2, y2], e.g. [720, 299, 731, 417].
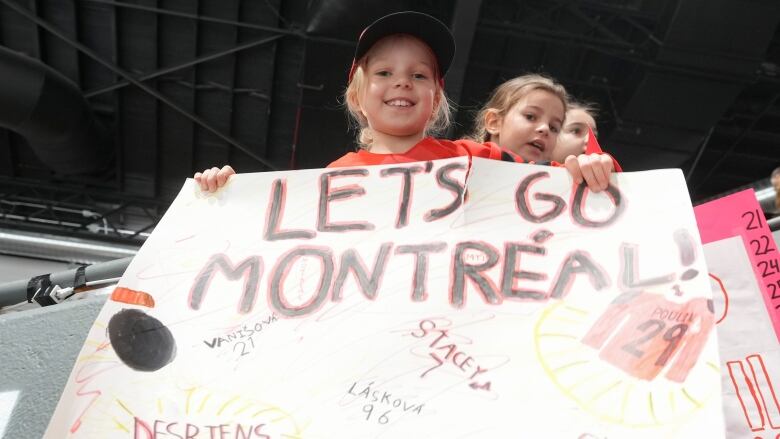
[344, 35, 452, 149]
[472, 74, 568, 142]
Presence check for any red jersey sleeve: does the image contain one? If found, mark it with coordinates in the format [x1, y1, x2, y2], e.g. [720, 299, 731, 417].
[582, 291, 642, 348]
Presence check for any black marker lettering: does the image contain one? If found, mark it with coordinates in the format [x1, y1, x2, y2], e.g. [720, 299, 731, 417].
[332, 243, 393, 301]
[516, 172, 565, 223]
[425, 163, 467, 221]
[269, 247, 334, 317]
[619, 243, 675, 290]
[451, 241, 501, 307]
[263, 178, 316, 241]
[381, 165, 424, 228]
[396, 242, 447, 301]
[571, 182, 624, 228]
[189, 254, 263, 314]
[549, 250, 609, 299]
[501, 243, 548, 301]
[317, 169, 375, 233]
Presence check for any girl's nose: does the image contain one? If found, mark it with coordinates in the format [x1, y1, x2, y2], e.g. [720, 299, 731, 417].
[394, 76, 411, 88]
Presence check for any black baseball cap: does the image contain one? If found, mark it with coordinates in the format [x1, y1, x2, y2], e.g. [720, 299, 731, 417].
[348, 11, 456, 84]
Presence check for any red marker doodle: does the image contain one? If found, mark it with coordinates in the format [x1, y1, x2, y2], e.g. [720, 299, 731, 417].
[111, 286, 155, 308]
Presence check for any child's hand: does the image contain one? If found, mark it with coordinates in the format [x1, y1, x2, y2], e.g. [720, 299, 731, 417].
[564, 153, 614, 192]
[194, 165, 235, 192]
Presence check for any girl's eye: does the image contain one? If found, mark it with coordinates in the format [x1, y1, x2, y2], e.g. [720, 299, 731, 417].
[525, 114, 536, 121]
[571, 127, 582, 135]
[551, 125, 561, 134]
[412, 73, 427, 80]
[375, 70, 391, 77]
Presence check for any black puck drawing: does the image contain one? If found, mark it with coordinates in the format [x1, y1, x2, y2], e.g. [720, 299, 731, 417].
[108, 308, 176, 372]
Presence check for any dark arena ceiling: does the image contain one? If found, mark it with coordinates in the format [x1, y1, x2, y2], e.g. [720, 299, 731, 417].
[0, 0, 778, 248]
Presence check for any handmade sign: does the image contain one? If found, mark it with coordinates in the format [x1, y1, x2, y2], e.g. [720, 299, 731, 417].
[45, 157, 724, 438]
[695, 190, 780, 438]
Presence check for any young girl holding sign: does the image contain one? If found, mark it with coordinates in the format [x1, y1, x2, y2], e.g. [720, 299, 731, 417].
[472, 74, 618, 189]
[328, 12, 514, 168]
[472, 74, 567, 163]
[196, 12, 614, 191]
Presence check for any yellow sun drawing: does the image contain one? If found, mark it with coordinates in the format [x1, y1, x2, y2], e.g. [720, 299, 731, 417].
[534, 300, 721, 428]
[64, 323, 306, 438]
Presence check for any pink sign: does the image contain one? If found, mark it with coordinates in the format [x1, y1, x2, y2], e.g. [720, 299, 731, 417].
[694, 189, 780, 342]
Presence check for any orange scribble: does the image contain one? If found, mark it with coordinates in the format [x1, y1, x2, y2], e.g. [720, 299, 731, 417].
[709, 273, 729, 324]
[111, 287, 155, 308]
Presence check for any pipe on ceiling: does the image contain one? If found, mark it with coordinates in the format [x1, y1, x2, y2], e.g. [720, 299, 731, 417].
[0, 46, 111, 174]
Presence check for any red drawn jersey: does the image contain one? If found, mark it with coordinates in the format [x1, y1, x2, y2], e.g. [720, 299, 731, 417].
[582, 291, 715, 383]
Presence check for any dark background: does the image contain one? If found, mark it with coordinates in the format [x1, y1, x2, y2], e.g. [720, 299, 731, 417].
[0, 0, 778, 246]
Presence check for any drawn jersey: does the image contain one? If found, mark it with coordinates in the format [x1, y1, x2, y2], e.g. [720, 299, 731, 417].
[582, 291, 714, 382]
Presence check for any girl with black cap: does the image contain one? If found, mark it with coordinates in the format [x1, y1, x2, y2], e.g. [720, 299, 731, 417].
[196, 11, 614, 192]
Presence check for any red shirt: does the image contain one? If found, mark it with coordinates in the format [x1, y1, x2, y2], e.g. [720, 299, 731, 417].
[327, 137, 623, 171]
[327, 137, 523, 168]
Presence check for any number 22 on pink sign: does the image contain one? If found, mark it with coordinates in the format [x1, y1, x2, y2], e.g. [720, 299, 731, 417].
[741, 208, 780, 331]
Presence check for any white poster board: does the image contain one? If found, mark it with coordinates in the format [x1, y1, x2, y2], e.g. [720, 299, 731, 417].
[45, 157, 724, 438]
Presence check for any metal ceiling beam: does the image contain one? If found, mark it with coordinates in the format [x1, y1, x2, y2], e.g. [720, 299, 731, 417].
[564, 2, 632, 47]
[694, 92, 780, 190]
[685, 126, 714, 182]
[1, 0, 279, 171]
[82, 0, 302, 37]
[446, 0, 482, 130]
[85, 34, 283, 98]
[0, 177, 164, 243]
[480, 18, 637, 51]
[715, 125, 780, 144]
[619, 14, 662, 46]
[0, 175, 166, 209]
[576, 0, 660, 20]
[698, 148, 780, 163]
[224, 1, 241, 169]
[509, 0, 569, 28]
[477, 22, 756, 84]
[79, 0, 355, 47]
[0, 130, 14, 177]
[471, 62, 624, 91]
